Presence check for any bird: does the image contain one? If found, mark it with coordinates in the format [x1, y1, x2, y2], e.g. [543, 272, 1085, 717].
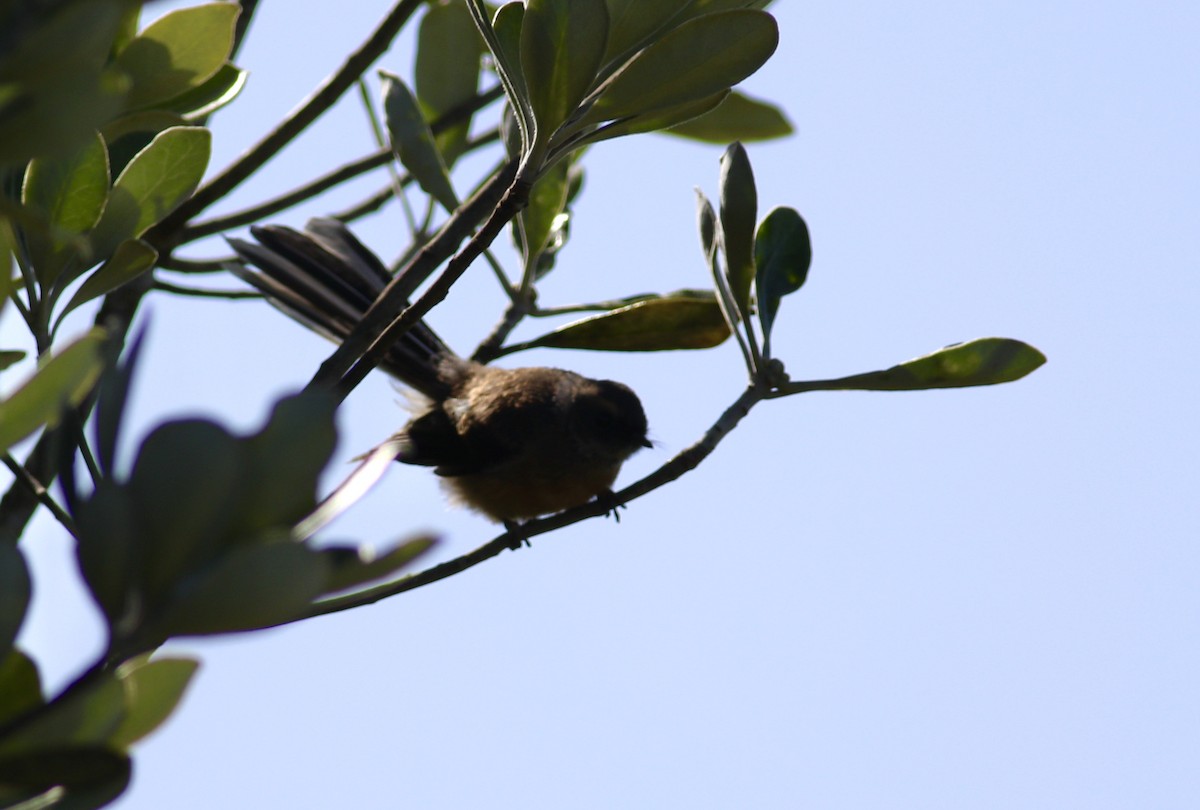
[227, 218, 651, 523]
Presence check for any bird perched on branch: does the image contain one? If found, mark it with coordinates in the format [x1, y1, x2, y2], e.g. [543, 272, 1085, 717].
[228, 219, 650, 523]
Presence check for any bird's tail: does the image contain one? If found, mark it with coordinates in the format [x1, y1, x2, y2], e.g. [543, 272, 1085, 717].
[228, 218, 455, 399]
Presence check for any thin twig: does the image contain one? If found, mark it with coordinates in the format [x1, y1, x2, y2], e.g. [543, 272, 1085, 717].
[153, 280, 262, 300]
[1, 453, 78, 539]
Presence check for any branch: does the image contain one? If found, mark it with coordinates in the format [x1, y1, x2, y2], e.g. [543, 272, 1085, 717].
[295, 382, 769, 622]
[308, 159, 520, 391]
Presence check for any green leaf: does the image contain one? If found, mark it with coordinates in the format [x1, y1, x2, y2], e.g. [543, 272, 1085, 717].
[0, 351, 25, 371]
[89, 126, 211, 260]
[110, 656, 198, 749]
[0, 675, 126, 756]
[601, 0, 692, 67]
[380, 70, 459, 211]
[520, 0, 609, 143]
[158, 540, 328, 636]
[521, 292, 730, 352]
[719, 142, 756, 317]
[415, 1, 483, 165]
[0, 545, 31, 654]
[20, 132, 110, 286]
[163, 63, 248, 120]
[0, 2, 130, 164]
[93, 322, 146, 477]
[518, 159, 569, 264]
[754, 206, 811, 350]
[319, 537, 436, 595]
[666, 89, 792, 143]
[114, 2, 240, 110]
[0, 747, 130, 809]
[60, 238, 157, 319]
[572, 90, 728, 147]
[0, 649, 43, 727]
[802, 339, 1048, 392]
[0, 328, 106, 455]
[490, 2, 528, 104]
[581, 10, 778, 125]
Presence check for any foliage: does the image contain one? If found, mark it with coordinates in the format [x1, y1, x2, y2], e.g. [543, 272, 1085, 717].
[0, 1, 1044, 806]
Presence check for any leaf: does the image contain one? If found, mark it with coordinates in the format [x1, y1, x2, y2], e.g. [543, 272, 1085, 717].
[520, 0, 609, 142]
[754, 206, 811, 350]
[93, 321, 146, 477]
[601, 0, 692, 67]
[20, 132, 110, 286]
[110, 656, 199, 749]
[518, 159, 569, 263]
[521, 292, 730, 352]
[803, 339, 1048, 392]
[165, 63, 248, 120]
[415, 1, 483, 165]
[157, 540, 328, 636]
[0, 747, 130, 809]
[380, 70, 459, 211]
[0, 675, 126, 756]
[0, 649, 43, 727]
[0, 2, 130, 164]
[319, 537, 436, 595]
[0, 328, 106, 455]
[60, 238, 157, 318]
[125, 419, 243, 601]
[114, 2, 240, 110]
[581, 10, 778, 125]
[666, 89, 793, 143]
[572, 90, 728, 147]
[719, 142, 756, 318]
[74, 480, 138, 632]
[490, 2, 527, 104]
[89, 126, 211, 260]
[235, 390, 338, 536]
[0, 545, 31, 655]
[0, 351, 26, 371]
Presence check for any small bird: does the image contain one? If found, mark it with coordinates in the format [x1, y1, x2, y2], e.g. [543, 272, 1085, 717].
[228, 219, 651, 523]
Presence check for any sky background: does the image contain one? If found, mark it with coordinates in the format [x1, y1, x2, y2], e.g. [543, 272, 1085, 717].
[6, 1, 1199, 808]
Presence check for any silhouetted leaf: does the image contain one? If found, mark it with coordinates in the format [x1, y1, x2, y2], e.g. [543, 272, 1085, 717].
[320, 537, 437, 595]
[0, 649, 43, 727]
[0, 675, 125, 755]
[754, 206, 811, 350]
[0, 545, 31, 654]
[74, 480, 138, 631]
[572, 90, 727, 146]
[0, 746, 130, 809]
[158, 540, 328, 636]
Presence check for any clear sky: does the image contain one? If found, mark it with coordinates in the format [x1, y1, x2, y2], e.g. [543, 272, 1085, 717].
[9, 1, 1199, 808]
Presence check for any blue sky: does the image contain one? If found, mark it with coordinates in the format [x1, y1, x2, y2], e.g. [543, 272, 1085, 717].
[9, 1, 1199, 807]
